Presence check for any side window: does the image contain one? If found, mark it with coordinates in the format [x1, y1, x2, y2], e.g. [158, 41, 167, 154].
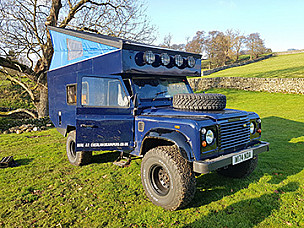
[81, 77, 128, 107]
[66, 84, 77, 105]
[81, 82, 89, 105]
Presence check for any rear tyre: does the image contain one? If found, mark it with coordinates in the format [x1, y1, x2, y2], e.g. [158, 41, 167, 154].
[66, 131, 92, 166]
[141, 145, 196, 210]
[217, 156, 258, 178]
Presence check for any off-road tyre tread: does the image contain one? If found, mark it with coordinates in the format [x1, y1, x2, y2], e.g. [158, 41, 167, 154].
[141, 145, 196, 210]
[173, 93, 226, 111]
[66, 131, 92, 166]
[217, 156, 258, 178]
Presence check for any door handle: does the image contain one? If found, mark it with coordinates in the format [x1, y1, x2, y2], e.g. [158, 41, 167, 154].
[80, 124, 96, 128]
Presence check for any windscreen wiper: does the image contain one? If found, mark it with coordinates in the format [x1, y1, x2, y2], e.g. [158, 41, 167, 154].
[152, 91, 167, 102]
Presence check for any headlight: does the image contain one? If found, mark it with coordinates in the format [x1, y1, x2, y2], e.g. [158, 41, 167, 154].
[160, 53, 170, 66]
[143, 51, 155, 64]
[250, 122, 255, 134]
[206, 130, 214, 144]
[174, 55, 184, 67]
[187, 56, 195, 68]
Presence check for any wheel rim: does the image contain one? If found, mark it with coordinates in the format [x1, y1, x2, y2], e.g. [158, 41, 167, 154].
[69, 140, 76, 159]
[149, 164, 170, 196]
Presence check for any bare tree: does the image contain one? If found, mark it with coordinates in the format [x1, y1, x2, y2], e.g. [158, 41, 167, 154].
[224, 29, 238, 60]
[159, 33, 185, 51]
[0, 0, 156, 118]
[234, 34, 246, 60]
[170, 43, 185, 51]
[160, 33, 173, 49]
[203, 31, 229, 68]
[245, 33, 266, 60]
[185, 30, 205, 54]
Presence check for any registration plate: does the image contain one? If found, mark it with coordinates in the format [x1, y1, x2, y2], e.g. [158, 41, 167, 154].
[232, 150, 253, 165]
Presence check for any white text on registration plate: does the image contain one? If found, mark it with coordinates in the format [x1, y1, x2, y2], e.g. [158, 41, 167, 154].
[232, 150, 253, 165]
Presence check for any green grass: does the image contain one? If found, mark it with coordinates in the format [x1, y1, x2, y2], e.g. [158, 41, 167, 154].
[208, 53, 304, 78]
[1, 89, 304, 227]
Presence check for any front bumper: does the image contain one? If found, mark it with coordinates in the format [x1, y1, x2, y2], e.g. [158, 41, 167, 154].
[193, 141, 269, 174]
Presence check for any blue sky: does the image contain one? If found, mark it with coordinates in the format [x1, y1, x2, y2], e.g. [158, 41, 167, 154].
[146, 0, 304, 52]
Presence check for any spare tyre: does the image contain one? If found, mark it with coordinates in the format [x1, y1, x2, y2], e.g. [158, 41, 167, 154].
[173, 93, 226, 111]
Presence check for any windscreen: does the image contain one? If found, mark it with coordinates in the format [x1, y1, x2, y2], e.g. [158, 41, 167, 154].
[132, 78, 192, 100]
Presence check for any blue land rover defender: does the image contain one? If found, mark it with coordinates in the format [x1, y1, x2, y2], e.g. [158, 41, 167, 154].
[47, 26, 269, 210]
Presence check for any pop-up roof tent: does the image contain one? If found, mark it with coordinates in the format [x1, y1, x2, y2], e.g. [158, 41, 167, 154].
[48, 26, 201, 77]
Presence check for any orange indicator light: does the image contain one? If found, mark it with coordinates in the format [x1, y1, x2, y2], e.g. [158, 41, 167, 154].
[257, 129, 262, 133]
[174, 125, 180, 129]
[202, 141, 207, 147]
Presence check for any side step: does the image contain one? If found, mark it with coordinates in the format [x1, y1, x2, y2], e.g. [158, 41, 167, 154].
[113, 152, 131, 168]
[0, 156, 18, 168]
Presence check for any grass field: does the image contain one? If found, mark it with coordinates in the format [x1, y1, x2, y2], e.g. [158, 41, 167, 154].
[1, 89, 304, 227]
[209, 52, 304, 78]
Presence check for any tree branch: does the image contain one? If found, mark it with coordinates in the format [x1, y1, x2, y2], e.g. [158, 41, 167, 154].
[0, 109, 37, 119]
[0, 57, 35, 75]
[60, 0, 120, 28]
[0, 68, 36, 101]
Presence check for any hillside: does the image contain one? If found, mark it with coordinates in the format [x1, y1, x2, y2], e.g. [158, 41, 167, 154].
[208, 52, 304, 78]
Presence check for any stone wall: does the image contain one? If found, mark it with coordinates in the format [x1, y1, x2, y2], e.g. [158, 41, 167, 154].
[188, 77, 304, 94]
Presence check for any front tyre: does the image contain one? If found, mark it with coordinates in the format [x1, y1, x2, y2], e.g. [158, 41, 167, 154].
[141, 146, 196, 210]
[66, 131, 92, 166]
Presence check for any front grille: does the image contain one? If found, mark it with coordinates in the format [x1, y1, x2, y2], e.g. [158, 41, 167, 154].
[219, 119, 250, 152]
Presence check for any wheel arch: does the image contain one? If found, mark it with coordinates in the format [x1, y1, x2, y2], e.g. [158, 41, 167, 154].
[56, 125, 76, 137]
[66, 125, 76, 136]
[140, 128, 194, 161]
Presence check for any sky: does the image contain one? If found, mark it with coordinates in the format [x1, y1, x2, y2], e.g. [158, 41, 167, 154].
[146, 0, 304, 52]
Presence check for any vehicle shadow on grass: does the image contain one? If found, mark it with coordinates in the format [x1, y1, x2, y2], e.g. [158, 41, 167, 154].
[15, 158, 33, 166]
[186, 116, 304, 216]
[91, 151, 121, 164]
[190, 172, 262, 208]
[184, 181, 299, 228]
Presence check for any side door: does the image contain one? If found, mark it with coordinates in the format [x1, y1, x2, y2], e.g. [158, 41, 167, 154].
[75, 75, 134, 152]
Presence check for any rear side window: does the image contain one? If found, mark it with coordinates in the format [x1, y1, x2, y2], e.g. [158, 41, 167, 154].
[66, 84, 77, 105]
[81, 77, 128, 107]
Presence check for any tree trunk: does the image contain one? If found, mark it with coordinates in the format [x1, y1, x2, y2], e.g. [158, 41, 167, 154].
[36, 85, 49, 118]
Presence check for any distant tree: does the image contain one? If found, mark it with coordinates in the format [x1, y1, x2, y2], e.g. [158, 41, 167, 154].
[160, 33, 173, 49]
[185, 30, 205, 54]
[224, 29, 237, 60]
[160, 34, 185, 51]
[182, 29, 269, 69]
[0, 0, 156, 118]
[204, 30, 230, 68]
[214, 31, 229, 66]
[265, 48, 273, 53]
[234, 34, 246, 60]
[170, 44, 185, 51]
[245, 33, 266, 59]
